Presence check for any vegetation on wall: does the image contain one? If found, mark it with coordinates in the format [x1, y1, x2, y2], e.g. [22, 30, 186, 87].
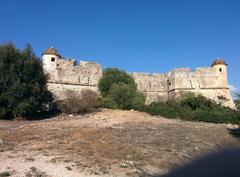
[0, 43, 53, 119]
[98, 68, 145, 110]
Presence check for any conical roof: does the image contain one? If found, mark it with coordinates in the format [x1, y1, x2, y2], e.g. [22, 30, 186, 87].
[211, 58, 227, 67]
[42, 47, 61, 57]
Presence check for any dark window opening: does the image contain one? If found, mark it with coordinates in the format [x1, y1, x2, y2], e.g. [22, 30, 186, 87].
[219, 68, 222, 72]
[51, 57, 55, 62]
[73, 61, 77, 66]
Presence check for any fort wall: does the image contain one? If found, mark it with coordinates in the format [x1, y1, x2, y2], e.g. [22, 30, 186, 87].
[42, 47, 236, 109]
[42, 47, 102, 99]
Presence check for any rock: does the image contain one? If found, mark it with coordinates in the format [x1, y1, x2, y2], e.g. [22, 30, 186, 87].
[141, 165, 167, 176]
[0, 139, 3, 144]
[119, 163, 129, 168]
[30, 167, 37, 172]
[0, 171, 12, 176]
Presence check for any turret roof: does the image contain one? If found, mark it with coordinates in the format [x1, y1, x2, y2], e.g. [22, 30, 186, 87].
[42, 47, 61, 57]
[211, 58, 227, 67]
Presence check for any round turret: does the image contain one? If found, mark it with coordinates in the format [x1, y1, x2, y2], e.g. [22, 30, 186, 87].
[211, 58, 227, 73]
[42, 47, 61, 70]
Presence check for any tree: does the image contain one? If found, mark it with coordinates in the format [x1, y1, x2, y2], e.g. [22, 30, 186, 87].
[98, 68, 145, 110]
[98, 68, 135, 97]
[0, 43, 53, 119]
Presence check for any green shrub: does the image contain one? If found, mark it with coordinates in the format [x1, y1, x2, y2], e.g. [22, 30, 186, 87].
[131, 91, 146, 110]
[144, 92, 240, 124]
[98, 68, 135, 97]
[97, 97, 119, 109]
[98, 68, 146, 110]
[144, 102, 180, 118]
[57, 89, 98, 114]
[0, 43, 53, 119]
[180, 93, 215, 110]
[107, 83, 135, 109]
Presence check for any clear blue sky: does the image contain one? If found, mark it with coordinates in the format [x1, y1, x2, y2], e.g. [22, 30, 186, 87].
[0, 0, 239, 92]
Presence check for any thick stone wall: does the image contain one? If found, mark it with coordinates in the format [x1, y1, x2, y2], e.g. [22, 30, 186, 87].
[132, 66, 235, 109]
[47, 82, 99, 99]
[42, 49, 235, 109]
[43, 54, 102, 99]
[131, 73, 169, 104]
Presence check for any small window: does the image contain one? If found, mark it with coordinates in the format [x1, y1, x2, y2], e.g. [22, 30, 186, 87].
[51, 57, 55, 62]
[219, 68, 222, 72]
[73, 61, 77, 66]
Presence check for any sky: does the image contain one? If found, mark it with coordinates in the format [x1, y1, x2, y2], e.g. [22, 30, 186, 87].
[0, 0, 239, 93]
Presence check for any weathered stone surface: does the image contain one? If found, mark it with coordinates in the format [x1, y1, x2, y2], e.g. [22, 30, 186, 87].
[132, 64, 235, 109]
[42, 48, 102, 99]
[42, 47, 235, 109]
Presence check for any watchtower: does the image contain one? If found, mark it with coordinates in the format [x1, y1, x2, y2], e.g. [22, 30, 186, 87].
[42, 47, 61, 72]
[211, 58, 228, 87]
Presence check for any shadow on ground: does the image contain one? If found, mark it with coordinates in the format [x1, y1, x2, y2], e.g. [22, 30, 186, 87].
[153, 148, 240, 177]
[228, 128, 240, 139]
[25, 110, 61, 120]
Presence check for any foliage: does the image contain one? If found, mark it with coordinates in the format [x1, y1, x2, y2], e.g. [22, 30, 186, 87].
[140, 92, 240, 124]
[98, 68, 135, 97]
[0, 43, 53, 119]
[97, 97, 119, 109]
[98, 68, 146, 110]
[131, 91, 146, 110]
[57, 89, 98, 114]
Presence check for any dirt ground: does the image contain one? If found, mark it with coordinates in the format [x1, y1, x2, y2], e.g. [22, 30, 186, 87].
[0, 109, 239, 177]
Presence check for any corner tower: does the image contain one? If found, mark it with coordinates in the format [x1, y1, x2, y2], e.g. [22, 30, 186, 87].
[211, 58, 228, 73]
[211, 58, 235, 109]
[211, 58, 228, 87]
[42, 47, 61, 72]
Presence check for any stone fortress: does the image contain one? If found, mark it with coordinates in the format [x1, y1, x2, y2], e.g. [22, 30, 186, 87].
[42, 47, 236, 109]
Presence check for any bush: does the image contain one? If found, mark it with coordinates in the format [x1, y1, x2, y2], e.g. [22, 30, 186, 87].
[97, 97, 119, 109]
[57, 89, 98, 114]
[98, 68, 146, 110]
[107, 83, 136, 109]
[144, 92, 240, 124]
[144, 102, 179, 118]
[131, 91, 146, 110]
[0, 43, 53, 119]
[98, 68, 135, 97]
[179, 93, 215, 110]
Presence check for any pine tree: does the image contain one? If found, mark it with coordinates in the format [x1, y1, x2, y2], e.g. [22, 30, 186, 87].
[0, 43, 53, 119]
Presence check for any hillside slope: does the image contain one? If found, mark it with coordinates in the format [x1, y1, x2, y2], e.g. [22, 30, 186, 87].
[0, 109, 239, 177]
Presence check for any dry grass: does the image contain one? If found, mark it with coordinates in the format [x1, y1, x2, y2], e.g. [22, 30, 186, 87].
[0, 109, 239, 176]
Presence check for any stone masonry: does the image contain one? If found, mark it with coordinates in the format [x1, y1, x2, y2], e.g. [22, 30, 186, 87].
[42, 47, 236, 109]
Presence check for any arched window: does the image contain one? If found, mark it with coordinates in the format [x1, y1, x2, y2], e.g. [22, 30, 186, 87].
[219, 68, 222, 72]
